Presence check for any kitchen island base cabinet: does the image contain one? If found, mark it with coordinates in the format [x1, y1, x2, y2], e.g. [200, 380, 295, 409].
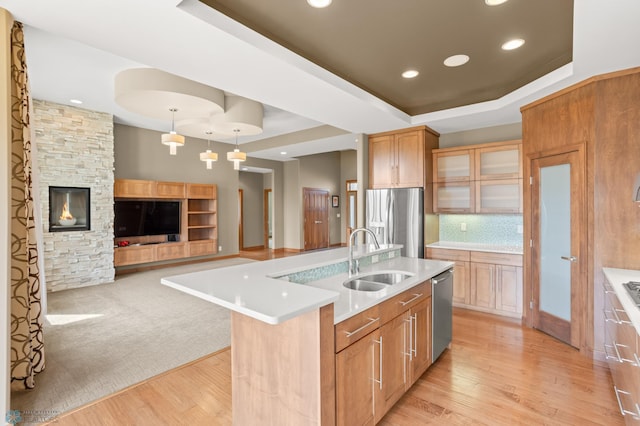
[335, 282, 434, 425]
[231, 305, 336, 426]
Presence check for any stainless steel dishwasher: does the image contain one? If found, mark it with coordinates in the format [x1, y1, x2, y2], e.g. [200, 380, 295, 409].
[432, 269, 453, 361]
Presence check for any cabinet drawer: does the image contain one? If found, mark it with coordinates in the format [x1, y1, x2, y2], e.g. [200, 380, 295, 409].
[156, 181, 185, 198]
[380, 281, 431, 324]
[156, 242, 187, 260]
[470, 251, 522, 267]
[426, 247, 470, 262]
[189, 240, 216, 256]
[335, 305, 381, 353]
[114, 245, 156, 266]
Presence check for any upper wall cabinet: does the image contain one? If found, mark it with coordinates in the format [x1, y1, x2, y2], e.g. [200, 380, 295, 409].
[368, 126, 440, 189]
[433, 149, 475, 182]
[432, 140, 522, 214]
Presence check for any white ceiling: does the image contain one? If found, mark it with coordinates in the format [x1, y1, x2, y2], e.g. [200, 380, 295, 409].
[2, 0, 640, 162]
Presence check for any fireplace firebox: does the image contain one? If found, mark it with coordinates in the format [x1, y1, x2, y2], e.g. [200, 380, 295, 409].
[49, 186, 90, 232]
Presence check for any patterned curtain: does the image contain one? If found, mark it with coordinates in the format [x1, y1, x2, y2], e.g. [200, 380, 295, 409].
[10, 21, 45, 390]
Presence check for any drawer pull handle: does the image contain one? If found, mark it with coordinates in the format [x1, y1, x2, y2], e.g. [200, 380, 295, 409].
[344, 317, 379, 337]
[399, 293, 423, 306]
[373, 337, 383, 390]
[614, 386, 640, 419]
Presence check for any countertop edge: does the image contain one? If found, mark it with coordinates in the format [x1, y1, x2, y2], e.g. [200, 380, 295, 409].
[426, 241, 523, 255]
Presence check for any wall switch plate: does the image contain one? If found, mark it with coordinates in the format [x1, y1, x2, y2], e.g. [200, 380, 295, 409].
[517, 225, 523, 234]
[388, 251, 395, 258]
[460, 223, 467, 232]
[371, 255, 379, 263]
[336, 213, 340, 218]
[219, 246, 222, 251]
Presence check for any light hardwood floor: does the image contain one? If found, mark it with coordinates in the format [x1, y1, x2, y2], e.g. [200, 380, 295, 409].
[46, 306, 622, 425]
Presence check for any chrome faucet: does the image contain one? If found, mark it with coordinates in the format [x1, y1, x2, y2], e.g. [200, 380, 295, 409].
[348, 228, 380, 277]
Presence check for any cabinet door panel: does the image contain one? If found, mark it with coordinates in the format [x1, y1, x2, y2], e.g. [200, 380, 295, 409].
[433, 182, 474, 213]
[433, 150, 474, 182]
[375, 313, 408, 423]
[475, 179, 522, 213]
[369, 135, 395, 188]
[395, 130, 424, 187]
[453, 261, 471, 305]
[475, 143, 522, 180]
[336, 330, 378, 426]
[410, 298, 431, 385]
[471, 262, 496, 309]
[496, 265, 523, 314]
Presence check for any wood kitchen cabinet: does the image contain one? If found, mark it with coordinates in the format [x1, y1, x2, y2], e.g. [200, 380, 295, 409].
[336, 328, 378, 426]
[432, 140, 522, 214]
[335, 281, 434, 425]
[368, 126, 440, 189]
[427, 247, 523, 318]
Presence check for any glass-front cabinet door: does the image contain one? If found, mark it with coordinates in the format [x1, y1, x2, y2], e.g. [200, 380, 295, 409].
[433, 182, 474, 213]
[433, 149, 475, 182]
[475, 143, 522, 180]
[475, 179, 522, 213]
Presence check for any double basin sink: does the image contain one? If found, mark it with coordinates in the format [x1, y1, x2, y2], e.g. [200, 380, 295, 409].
[343, 271, 413, 292]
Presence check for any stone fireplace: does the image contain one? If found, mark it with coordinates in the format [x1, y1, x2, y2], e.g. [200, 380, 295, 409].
[48, 186, 90, 232]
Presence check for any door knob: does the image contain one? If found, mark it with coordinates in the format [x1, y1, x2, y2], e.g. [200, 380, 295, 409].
[560, 255, 578, 262]
[314, 220, 322, 224]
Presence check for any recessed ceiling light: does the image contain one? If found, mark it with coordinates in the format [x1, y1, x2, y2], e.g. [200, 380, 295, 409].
[444, 54, 470, 67]
[402, 70, 419, 79]
[69, 99, 83, 104]
[307, 0, 332, 8]
[280, 151, 287, 155]
[502, 38, 525, 50]
[485, 0, 509, 5]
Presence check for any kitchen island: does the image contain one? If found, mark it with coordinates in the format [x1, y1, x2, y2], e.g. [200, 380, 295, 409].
[162, 245, 453, 425]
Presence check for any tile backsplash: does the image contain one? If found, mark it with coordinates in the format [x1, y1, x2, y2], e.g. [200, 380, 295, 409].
[439, 214, 523, 247]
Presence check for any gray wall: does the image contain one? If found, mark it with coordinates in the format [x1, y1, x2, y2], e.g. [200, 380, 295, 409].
[239, 171, 264, 248]
[438, 122, 522, 148]
[283, 160, 301, 249]
[114, 124, 284, 255]
[339, 150, 357, 243]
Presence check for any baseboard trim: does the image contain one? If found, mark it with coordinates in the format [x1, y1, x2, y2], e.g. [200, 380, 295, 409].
[241, 245, 265, 251]
[115, 254, 240, 276]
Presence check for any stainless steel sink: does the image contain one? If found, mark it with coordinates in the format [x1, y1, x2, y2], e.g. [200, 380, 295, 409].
[343, 271, 413, 292]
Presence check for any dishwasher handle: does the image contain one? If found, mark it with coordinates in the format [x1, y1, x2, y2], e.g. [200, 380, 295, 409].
[432, 269, 453, 285]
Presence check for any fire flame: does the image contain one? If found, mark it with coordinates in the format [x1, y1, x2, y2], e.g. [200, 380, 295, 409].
[60, 203, 74, 220]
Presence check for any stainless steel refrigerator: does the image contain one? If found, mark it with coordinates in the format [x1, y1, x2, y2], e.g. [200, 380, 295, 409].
[366, 188, 423, 258]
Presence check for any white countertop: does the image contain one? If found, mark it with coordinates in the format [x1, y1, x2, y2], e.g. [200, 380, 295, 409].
[426, 241, 523, 255]
[603, 267, 640, 335]
[161, 246, 453, 325]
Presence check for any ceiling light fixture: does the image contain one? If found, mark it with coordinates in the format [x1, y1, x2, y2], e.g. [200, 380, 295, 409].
[280, 151, 287, 155]
[444, 54, 470, 67]
[227, 129, 247, 171]
[69, 99, 83, 105]
[485, 0, 509, 6]
[402, 69, 419, 79]
[200, 131, 218, 170]
[307, 0, 332, 8]
[161, 108, 185, 155]
[502, 38, 525, 50]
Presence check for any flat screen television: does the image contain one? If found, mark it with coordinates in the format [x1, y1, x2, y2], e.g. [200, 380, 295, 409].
[114, 200, 181, 238]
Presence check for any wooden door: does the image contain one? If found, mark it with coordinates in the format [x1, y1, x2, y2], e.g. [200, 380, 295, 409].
[531, 149, 585, 348]
[471, 262, 496, 309]
[375, 313, 408, 423]
[345, 180, 357, 238]
[238, 189, 244, 250]
[395, 130, 424, 187]
[335, 330, 377, 426]
[368, 134, 396, 188]
[303, 188, 329, 251]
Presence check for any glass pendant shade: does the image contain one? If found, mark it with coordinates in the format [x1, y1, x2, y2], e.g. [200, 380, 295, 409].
[161, 131, 185, 155]
[227, 148, 246, 170]
[200, 150, 218, 169]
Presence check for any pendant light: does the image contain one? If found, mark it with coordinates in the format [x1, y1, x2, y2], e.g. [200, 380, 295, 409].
[227, 129, 247, 170]
[200, 131, 218, 169]
[161, 108, 185, 155]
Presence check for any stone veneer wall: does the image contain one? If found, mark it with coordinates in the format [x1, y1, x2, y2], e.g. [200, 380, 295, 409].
[33, 100, 115, 292]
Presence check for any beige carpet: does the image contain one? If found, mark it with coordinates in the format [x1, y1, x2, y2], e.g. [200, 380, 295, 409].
[10, 257, 255, 419]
